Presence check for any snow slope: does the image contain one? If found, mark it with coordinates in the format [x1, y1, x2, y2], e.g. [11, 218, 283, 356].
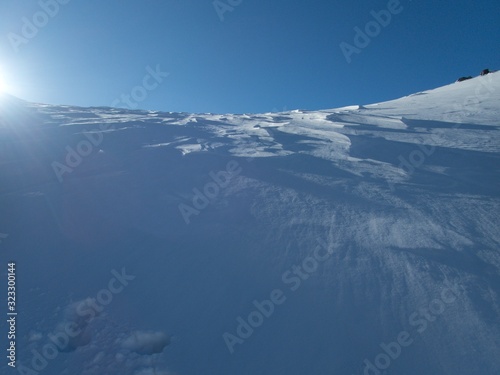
[0, 72, 499, 375]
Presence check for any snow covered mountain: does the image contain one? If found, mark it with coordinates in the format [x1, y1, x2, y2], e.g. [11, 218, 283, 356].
[0, 72, 499, 375]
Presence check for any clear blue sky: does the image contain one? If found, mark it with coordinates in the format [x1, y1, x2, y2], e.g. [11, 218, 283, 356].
[0, 0, 498, 114]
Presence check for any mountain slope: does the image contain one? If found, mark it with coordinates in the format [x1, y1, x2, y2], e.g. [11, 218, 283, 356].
[0, 72, 499, 375]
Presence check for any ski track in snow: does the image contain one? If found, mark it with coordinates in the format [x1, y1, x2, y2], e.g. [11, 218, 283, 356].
[0, 72, 499, 375]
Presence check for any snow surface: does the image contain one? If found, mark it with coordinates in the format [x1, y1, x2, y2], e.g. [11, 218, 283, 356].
[0, 72, 499, 375]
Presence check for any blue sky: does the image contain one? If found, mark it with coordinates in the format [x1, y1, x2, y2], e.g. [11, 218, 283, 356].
[0, 0, 498, 114]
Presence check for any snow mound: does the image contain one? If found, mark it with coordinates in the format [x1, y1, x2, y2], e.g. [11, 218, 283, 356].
[121, 331, 171, 355]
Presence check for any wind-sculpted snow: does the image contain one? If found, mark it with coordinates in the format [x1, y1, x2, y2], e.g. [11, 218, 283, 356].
[0, 72, 499, 375]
